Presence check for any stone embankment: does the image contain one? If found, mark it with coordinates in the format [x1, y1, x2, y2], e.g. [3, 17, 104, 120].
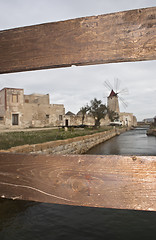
[5, 127, 130, 155]
[146, 129, 156, 136]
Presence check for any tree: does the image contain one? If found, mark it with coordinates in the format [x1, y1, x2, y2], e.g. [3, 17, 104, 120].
[107, 108, 119, 122]
[79, 106, 89, 125]
[88, 98, 107, 127]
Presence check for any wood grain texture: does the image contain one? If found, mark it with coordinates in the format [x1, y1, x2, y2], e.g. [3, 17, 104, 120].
[0, 7, 156, 74]
[0, 153, 156, 211]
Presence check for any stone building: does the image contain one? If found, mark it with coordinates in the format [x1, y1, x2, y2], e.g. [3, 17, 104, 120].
[0, 88, 65, 128]
[143, 118, 154, 124]
[65, 112, 95, 127]
[0, 87, 137, 129]
[65, 111, 111, 127]
[107, 89, 137, 127]
[119, 112, 137, 127]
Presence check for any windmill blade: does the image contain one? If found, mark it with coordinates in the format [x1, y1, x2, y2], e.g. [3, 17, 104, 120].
[119, 96, 128, 108]
[118, 88, 129, 95]
[104, 80, 113, 91]
[103, 92, 109, 102]
[114, 78, 120, 93]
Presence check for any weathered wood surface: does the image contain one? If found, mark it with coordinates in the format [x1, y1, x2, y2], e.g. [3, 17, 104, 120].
[0, 153, 156, 211]
[0, 7, 156, 74]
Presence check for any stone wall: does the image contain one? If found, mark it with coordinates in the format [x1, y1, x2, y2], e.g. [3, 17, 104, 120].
[0, 88, 5, 117]
[65, 113, 110, 127]
[119, 112, 137, 127]
[7, 128, 129, 155]
[146, 129, 156, 136]
[24, 93, 49, 105]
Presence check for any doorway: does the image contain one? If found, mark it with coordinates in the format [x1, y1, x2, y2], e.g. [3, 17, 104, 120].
[12, 114, 19, 125]
[65, 119, 68, 127]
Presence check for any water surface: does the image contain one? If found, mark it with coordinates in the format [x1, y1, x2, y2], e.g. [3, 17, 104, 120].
[86, 128, 156, 156]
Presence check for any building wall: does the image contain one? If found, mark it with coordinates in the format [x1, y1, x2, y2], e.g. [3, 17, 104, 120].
[107, 96, 120, 113]
[0, 89, 5, 127]
[119, 112, 137, 127]
[22, 103, 65, 128]
[133, 116, 137, 126]
[65, 114, 110, 127]
[0, 89, 5, 116]
[50, 104, 65, 126]
[0, 88, 65, 128]
[4, 88, 24, 127]
[65, 115, 95, 126]
[24, 93, 49, 105]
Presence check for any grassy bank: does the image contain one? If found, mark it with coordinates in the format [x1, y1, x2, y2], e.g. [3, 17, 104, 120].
[0, 126, 113, 150]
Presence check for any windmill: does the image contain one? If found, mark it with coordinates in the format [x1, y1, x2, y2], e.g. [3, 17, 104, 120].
[104, 78, 128, 114]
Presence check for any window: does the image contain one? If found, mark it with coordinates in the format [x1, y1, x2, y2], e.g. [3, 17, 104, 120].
[12, 94, 18, 103]
[46, 114, 49, 119]
[59, 115, 63, 121]
[0, 117, 4, 121]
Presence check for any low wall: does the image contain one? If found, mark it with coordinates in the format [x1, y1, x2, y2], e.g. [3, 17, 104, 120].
[6, 127, 129, 155]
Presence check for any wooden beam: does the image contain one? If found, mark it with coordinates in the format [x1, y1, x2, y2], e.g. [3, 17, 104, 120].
[0, 152, 156, 211]
[0, 7, 156, 74]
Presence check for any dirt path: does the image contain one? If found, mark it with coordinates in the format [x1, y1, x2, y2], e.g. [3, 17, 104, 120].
[0, 127, 59, 133]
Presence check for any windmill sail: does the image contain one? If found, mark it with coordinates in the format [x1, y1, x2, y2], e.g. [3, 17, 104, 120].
[104, 79, 128, 114]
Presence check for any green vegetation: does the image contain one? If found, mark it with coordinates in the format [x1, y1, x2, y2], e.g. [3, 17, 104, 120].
[87, 98, 107, 127]
[79, 106, 89, 125]
[107, 108, 119, 122]
[80, 98, 118, 127]
[0, 126, 113, 150]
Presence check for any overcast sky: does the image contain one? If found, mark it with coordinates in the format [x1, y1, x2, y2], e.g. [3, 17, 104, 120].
[0, 0, 155, 121]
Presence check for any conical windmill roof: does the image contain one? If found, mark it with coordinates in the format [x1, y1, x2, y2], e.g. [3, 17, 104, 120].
[108, 90, 117, 97]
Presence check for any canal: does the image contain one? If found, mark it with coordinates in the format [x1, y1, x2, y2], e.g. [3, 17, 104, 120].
[86, 127, 156, 156]
[0, 128, 156, 240]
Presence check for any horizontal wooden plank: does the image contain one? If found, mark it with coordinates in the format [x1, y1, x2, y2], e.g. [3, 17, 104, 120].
[0, 7, 156, 74]
[0, 152, 156, 211]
